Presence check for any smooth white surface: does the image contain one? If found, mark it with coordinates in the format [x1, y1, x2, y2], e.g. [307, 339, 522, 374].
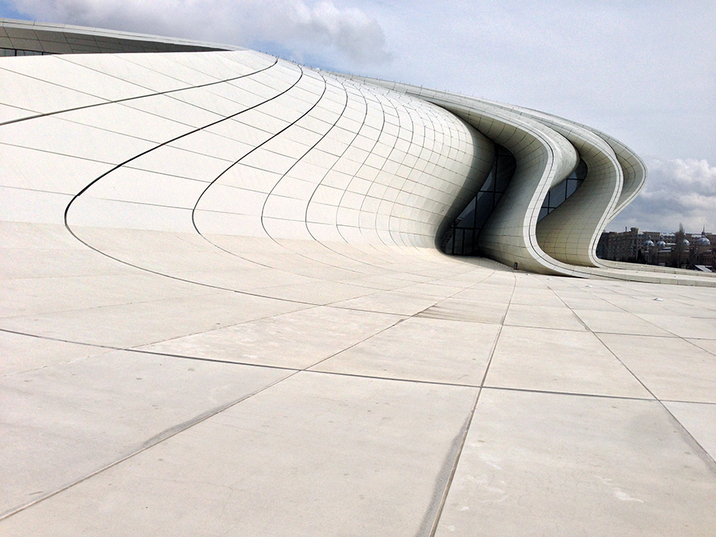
[3, 221, 716, 535]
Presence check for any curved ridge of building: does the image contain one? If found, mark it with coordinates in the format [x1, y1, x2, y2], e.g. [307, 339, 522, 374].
[1, 18, 714, 287]
[339, 76, 649, 277]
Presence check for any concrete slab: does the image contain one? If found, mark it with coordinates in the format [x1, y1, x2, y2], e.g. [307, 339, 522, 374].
[636, 313, 716, 339]
[509, 288, 565, 307]
[504, 304, 586, 331]
[417, 297, 507, 324]
[665, 401, 716, 462]
[0, 271, 213, 318]
[0, 372, 478, 536]
[313, 316, 500, 384]
[0, 349, 288, 517]
[140, 306, 402, 369]
[556, 296, 625, 312]
[485, 326, 651, 398]
[689, 338, 716, 355]
[573, 310, 672, 336]
[330, 290, 442, 316]
[0, 291, 307, 348]
[598, 334, 716, 403]
[0, 329, 111, 376]
[434, 388, 716, 536]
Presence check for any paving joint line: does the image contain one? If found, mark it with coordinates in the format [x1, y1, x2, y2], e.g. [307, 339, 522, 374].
[427, 270, 517, 536]
[0, 368, 296, 522]
[548, 284, 716, 469]
[3, 324, 702, 405]
[0, 303, 410, 520]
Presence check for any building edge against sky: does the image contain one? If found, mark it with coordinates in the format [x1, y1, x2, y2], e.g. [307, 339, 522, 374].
[1, 18, 715, 286]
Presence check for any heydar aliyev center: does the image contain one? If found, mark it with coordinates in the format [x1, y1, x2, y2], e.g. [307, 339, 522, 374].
[2, 19, 716, 536]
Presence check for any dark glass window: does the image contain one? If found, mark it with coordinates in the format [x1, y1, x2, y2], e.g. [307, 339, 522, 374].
[0, 48, 49, 57]
[537, 158, 587, 221]
[441, 144, 516, 255]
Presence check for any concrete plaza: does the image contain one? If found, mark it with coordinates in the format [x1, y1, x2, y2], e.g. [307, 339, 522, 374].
[2, 222, 715, 535]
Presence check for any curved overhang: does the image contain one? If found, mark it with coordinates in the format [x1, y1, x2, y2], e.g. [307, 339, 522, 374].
[0, 17, 237, 54]
[2, 21, 712, 286]
[338, 75, 655, 278]
[488, 101, 648, 219]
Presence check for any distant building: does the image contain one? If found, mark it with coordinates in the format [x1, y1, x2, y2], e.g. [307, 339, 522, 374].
[597, 227, 715, 269]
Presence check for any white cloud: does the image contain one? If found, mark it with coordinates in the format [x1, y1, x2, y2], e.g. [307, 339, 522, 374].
[8, 0, 391, 65]
[608, 158, 716, 233]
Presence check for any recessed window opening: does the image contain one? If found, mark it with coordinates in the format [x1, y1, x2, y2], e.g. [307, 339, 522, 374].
[0, 47, 48, 56]
[441, 144, 516, 256]
[537, 158, 587, 222]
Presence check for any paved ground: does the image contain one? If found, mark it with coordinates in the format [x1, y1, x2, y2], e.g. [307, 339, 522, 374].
[2, 221, 715, 536]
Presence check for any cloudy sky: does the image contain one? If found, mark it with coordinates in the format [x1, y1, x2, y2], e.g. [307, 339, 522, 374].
[2, 0, 714, 232]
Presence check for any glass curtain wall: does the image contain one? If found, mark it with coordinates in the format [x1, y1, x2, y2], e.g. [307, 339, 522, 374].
[0, 48, 47, 56]
[537, 158, 587, 221]
[442, 144, 516, 255]
[442, 153, 587, 256]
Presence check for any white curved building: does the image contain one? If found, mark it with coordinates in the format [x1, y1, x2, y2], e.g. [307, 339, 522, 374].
[2, 19, 716, 536]
[2, 19, 714, 283]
